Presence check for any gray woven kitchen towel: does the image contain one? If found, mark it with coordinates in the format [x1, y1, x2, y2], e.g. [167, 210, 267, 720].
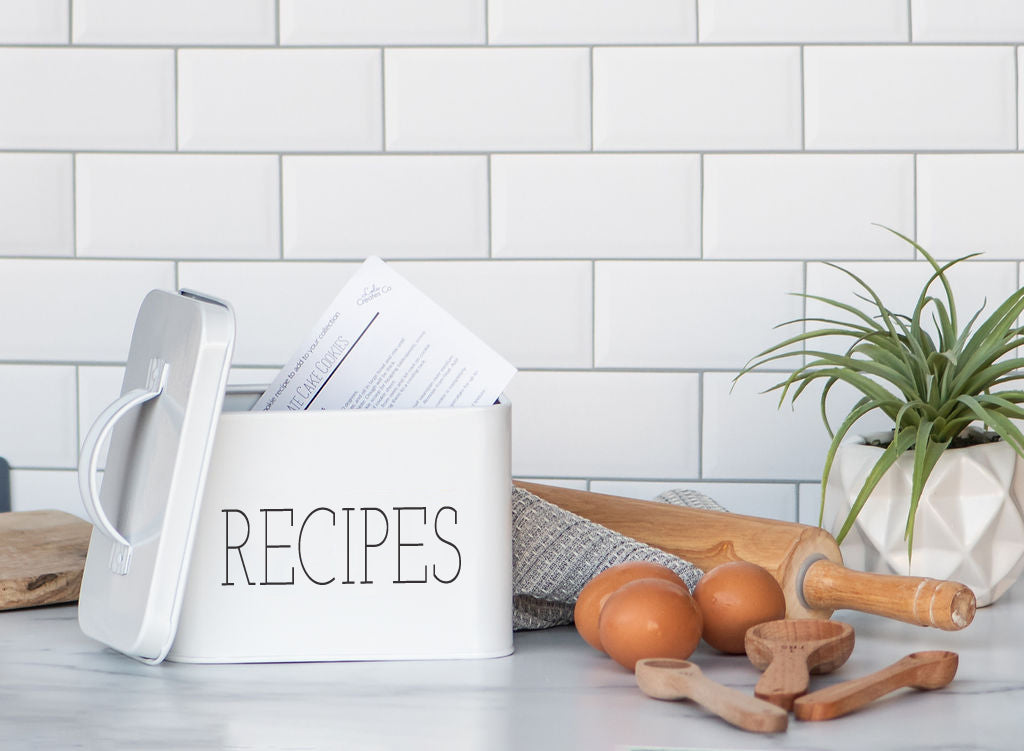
[511, 486, 726, 631]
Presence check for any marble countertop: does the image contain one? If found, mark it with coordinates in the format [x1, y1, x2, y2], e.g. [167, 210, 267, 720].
[2, 580, 1023, 750]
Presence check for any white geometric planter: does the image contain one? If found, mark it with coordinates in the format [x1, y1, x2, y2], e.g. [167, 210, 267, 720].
[825, 436, 1024, 607]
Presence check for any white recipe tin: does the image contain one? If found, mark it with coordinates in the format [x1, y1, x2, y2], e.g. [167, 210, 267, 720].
[77, 290, 513, 664]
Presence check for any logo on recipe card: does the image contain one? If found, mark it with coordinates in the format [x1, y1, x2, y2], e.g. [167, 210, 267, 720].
[357, 283, 392, 306]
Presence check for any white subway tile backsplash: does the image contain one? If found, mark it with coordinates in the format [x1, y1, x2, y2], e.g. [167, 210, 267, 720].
[506, 371, 700, 479]
[177, 262, 359, 366]
[593, 47, 802, 150]
[491, 154, 700, 259]
[0, 1, 1021, 504]
[594, 261, 803, 368]
[918, 155, 1024, 260]
[489, 0, 696, 44]
[805, 46, 1016, 150]
[912, 0, 1024, 42]
[0, 366, 77, 468]
[0, 260, 174, 361]
[73, 0, 276, 45]
[283, 156, 488, 260]
[590, 480, 797, 521]
[10, 470, 84, 518]
[703, 371, 830, 481]
[0, 49, 174, 150]
[384, 48, 590, 151]
[281, 0, 484, 45]
[699, 0, 907, 42]
[0, 154, 72, 257]
[393, 261, 593, 369]
[76, 155, 280, 259]
[0, 0, 68, 43]
[178, 49, 382, 152]
[703, 154, 915, 259]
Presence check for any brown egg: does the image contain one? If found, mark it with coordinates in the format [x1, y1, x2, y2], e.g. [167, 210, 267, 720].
[693, 561, 787, 654]
[574, 561, 688, 652]
[597, 578, 703, 672]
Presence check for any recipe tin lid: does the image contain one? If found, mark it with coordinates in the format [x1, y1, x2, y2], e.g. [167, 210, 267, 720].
[77, 289, 235, 664]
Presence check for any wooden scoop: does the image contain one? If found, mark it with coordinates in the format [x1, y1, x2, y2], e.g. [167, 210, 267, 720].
[745, 619, 855, 710]
[636, 658, 789, 734]
[793, 650, 958, 721]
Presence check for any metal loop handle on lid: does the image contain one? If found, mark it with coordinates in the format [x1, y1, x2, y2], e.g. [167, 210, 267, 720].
[78, 359, 169, 575]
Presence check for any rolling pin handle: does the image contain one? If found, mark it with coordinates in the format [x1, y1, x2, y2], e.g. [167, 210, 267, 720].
[800, 558, 976, 631]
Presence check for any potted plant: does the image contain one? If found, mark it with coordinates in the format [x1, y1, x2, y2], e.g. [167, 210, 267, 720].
[738, 226, 1024, 605]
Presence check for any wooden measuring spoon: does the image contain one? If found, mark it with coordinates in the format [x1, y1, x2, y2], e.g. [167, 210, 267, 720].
[793, 650, 958, 721]
[635, 658, 788, 734]
[745, 619, 855, 710]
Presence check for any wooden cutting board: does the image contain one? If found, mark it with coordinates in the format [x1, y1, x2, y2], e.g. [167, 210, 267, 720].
[0, 510, 92, 610]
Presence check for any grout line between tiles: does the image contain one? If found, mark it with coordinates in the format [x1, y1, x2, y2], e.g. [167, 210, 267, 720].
[694, 0, 700, 42]
[486, 154, 493, 259]
[698, 153, 704, 259]
[907, 0, 913, 42]
[801, 260, 809, 368]
[799, 45, 806, 150]
[590, 260, 596, 369]
[912, 153, 919, 243]
[278, 154, 285, 259]
[70, 153, 77, 257]
[696, 371, 704, 479]
[380, 48, 387, 151]
[589, 46, 595, 151]
[5, 41, 1024, 49]
[0, 254, 1010, 264]
[73, 364, 80, 457]
[8, 148, 1021, 156]
[0, 360, 795, 374]
[1015, 46, 1020, 152]
[275, 0, 281, 46]
[67, 0, 72, 44]
[173, 49, 180, 151]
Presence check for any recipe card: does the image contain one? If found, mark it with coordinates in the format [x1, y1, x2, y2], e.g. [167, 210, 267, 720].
[253, 257, 516, 412]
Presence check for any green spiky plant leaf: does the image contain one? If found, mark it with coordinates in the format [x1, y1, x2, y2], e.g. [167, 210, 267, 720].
[736, 225, 1024, 560]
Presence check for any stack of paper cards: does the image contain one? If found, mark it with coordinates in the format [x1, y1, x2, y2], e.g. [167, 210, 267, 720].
[254, 257, 516, 412]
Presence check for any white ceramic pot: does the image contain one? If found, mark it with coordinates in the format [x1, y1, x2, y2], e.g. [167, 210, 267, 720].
[825, 434, 1024, 607]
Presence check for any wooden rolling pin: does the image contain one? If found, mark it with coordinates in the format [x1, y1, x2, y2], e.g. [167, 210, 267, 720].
[515, 482, 975, 631]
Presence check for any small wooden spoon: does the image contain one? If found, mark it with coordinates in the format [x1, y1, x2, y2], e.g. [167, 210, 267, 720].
[636, 658, 788, 734]
[793, 650, 958, 721]
[745, 619, 855, 710]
